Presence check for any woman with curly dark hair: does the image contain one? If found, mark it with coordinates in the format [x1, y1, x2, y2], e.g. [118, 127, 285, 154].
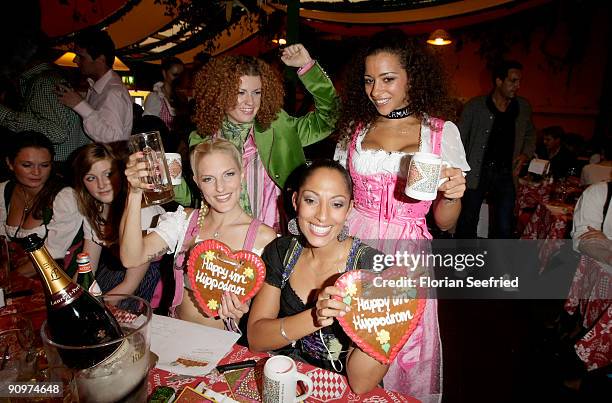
[174, 44, 339, 230]
[334, 30, 470, 402]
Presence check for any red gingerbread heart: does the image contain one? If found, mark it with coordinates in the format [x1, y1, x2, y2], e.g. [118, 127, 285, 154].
[334, 268, 425, 364]
[187, 239, 266, 318]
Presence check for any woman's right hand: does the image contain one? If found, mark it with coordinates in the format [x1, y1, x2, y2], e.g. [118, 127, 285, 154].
[125, 152, 154, 194]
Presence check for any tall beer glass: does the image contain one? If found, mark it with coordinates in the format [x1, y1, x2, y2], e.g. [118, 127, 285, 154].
[129, 131, 174, 205]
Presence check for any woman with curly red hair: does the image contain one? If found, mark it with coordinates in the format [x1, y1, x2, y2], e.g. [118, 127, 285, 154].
[174, 44, 339, 230]
[334, 30, 470, 402]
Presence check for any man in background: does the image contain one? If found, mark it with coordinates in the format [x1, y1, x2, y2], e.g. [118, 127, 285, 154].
[57, 30, 132, 143]
[456, 60, 536, 239]
[0, 41, 90, 167]
[539, 126, 576, 179]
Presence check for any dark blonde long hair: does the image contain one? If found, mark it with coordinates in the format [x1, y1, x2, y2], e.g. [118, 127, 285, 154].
[71, 143, 126, 244]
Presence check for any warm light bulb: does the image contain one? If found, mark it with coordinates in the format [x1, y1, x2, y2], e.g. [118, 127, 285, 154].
[426, 29, 452, 46]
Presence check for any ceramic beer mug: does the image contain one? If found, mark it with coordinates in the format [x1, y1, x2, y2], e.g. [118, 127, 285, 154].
[263, 355, 313, 403]
[165, 153, 183, 186]
[404, 152, 451, 201]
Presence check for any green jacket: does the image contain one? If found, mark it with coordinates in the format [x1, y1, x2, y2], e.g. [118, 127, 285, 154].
[174, 62, 339, 205]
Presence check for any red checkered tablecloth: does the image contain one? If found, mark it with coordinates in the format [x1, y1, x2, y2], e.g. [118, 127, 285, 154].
[564, 256, 612, 371]
[148, 344, 420, 402]
[520, 203, 573, 273]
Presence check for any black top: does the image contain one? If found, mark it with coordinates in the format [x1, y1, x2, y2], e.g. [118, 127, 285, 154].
[262, 236, 381, 372]
[483, 96, 519, 172]
[545, 146, 577, 179]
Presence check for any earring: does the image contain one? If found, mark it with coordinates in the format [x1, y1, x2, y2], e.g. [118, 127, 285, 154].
[337, 225, 349, 242]
[288, 218, 300, 236]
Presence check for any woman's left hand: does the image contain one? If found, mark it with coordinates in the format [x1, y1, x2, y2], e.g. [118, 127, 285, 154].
[315, 286, 350, 327]
[218, 291, 249, 321]
[439, 167, 466, 200]
[281, 44, 313, 69]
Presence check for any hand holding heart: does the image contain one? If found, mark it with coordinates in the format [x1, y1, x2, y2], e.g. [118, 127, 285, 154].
[333, 269, 425, 364]
[315, 286, 350, 327]
[218, 291, 249, 321]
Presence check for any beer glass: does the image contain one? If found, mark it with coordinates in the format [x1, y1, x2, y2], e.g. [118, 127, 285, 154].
[129, 131, 174, 205]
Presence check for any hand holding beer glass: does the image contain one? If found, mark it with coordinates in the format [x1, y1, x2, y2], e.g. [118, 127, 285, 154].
[128, 131, 174, 205]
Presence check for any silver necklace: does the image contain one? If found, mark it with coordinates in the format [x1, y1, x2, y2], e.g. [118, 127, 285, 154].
[199, 207, 243, 239]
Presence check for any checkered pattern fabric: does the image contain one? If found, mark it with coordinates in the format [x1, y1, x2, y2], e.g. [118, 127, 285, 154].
[0, 63, 90, 161]
[306, 368, 347, 402]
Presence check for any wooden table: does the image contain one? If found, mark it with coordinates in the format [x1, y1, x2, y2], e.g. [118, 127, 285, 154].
[148, 344, 419, 402]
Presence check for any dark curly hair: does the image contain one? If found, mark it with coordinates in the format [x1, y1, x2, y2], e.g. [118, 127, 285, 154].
[337, 29, 454, 139]
[193, 55, 284, 137]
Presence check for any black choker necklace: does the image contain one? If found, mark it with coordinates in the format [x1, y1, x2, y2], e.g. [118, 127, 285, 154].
[385, 106, 412, 119]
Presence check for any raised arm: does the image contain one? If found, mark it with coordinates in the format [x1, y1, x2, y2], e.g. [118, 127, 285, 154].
[280, 44, 339, 147]
[119, 152, 170, 267]
[104, 262, 149, 296]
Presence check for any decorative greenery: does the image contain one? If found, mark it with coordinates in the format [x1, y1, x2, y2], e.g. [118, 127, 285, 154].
[154, 0, 270, 53]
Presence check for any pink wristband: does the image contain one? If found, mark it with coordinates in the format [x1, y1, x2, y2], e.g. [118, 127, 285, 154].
[297, 60, 316, 76]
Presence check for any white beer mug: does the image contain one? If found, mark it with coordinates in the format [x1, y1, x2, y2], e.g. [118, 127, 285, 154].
[405, 152, 451, 201]
[263, 355, 313, 403]
[165, 152, 182, 186]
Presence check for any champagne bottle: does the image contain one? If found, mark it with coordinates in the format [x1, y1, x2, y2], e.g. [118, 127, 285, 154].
[20, 234, 124, 369]
[76, 252, 102, 296]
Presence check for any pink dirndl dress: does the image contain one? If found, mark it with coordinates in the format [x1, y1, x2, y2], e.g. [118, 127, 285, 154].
[345, 118, 445, 403]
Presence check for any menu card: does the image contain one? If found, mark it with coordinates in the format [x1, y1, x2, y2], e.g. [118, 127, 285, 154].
[150, 314, 240, 377]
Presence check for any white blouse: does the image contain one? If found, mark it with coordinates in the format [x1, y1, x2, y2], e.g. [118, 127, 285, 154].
[334, 120, 470, 178]
[151, 206, 264, 256]
[143, 82, 175, 118]
[0, 182, 83, 260]
[84, 205, 164, 246]
[572, 182, 612, 269]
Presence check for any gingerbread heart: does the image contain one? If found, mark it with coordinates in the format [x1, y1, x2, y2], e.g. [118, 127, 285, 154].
[334, 268, 425, 364]
[187, 239, 266, 318]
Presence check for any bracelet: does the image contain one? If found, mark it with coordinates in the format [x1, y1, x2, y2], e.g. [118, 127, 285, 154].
[279, 318, 296, 347]
[297, 59, 316, 76]
[444, 197, 460, 204]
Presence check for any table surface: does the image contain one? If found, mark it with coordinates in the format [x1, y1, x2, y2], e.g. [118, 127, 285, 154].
[148, 344, 419, 402]
[0, 272, 418, 402]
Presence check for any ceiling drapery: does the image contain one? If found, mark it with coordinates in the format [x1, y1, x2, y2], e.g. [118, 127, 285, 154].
[39, 0, 553, 63]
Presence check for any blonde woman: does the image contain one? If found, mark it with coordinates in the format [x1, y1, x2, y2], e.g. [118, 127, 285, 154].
[120, 138, 276, 330]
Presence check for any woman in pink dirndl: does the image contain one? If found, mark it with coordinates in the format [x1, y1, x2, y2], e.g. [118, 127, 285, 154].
[335, 30, 470, 403]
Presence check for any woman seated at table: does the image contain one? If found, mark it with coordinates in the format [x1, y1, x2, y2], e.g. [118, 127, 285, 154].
[120, 138, 276, 330]
[247, 160, 389, 394]
[572, 180, 612, 266]
[73, 143, 164, 300]
[0, 131, 82, 276]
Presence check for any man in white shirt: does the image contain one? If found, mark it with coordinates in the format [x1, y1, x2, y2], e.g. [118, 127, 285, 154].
[572, 181, 612, 268]
[56, 30, 132, 143]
